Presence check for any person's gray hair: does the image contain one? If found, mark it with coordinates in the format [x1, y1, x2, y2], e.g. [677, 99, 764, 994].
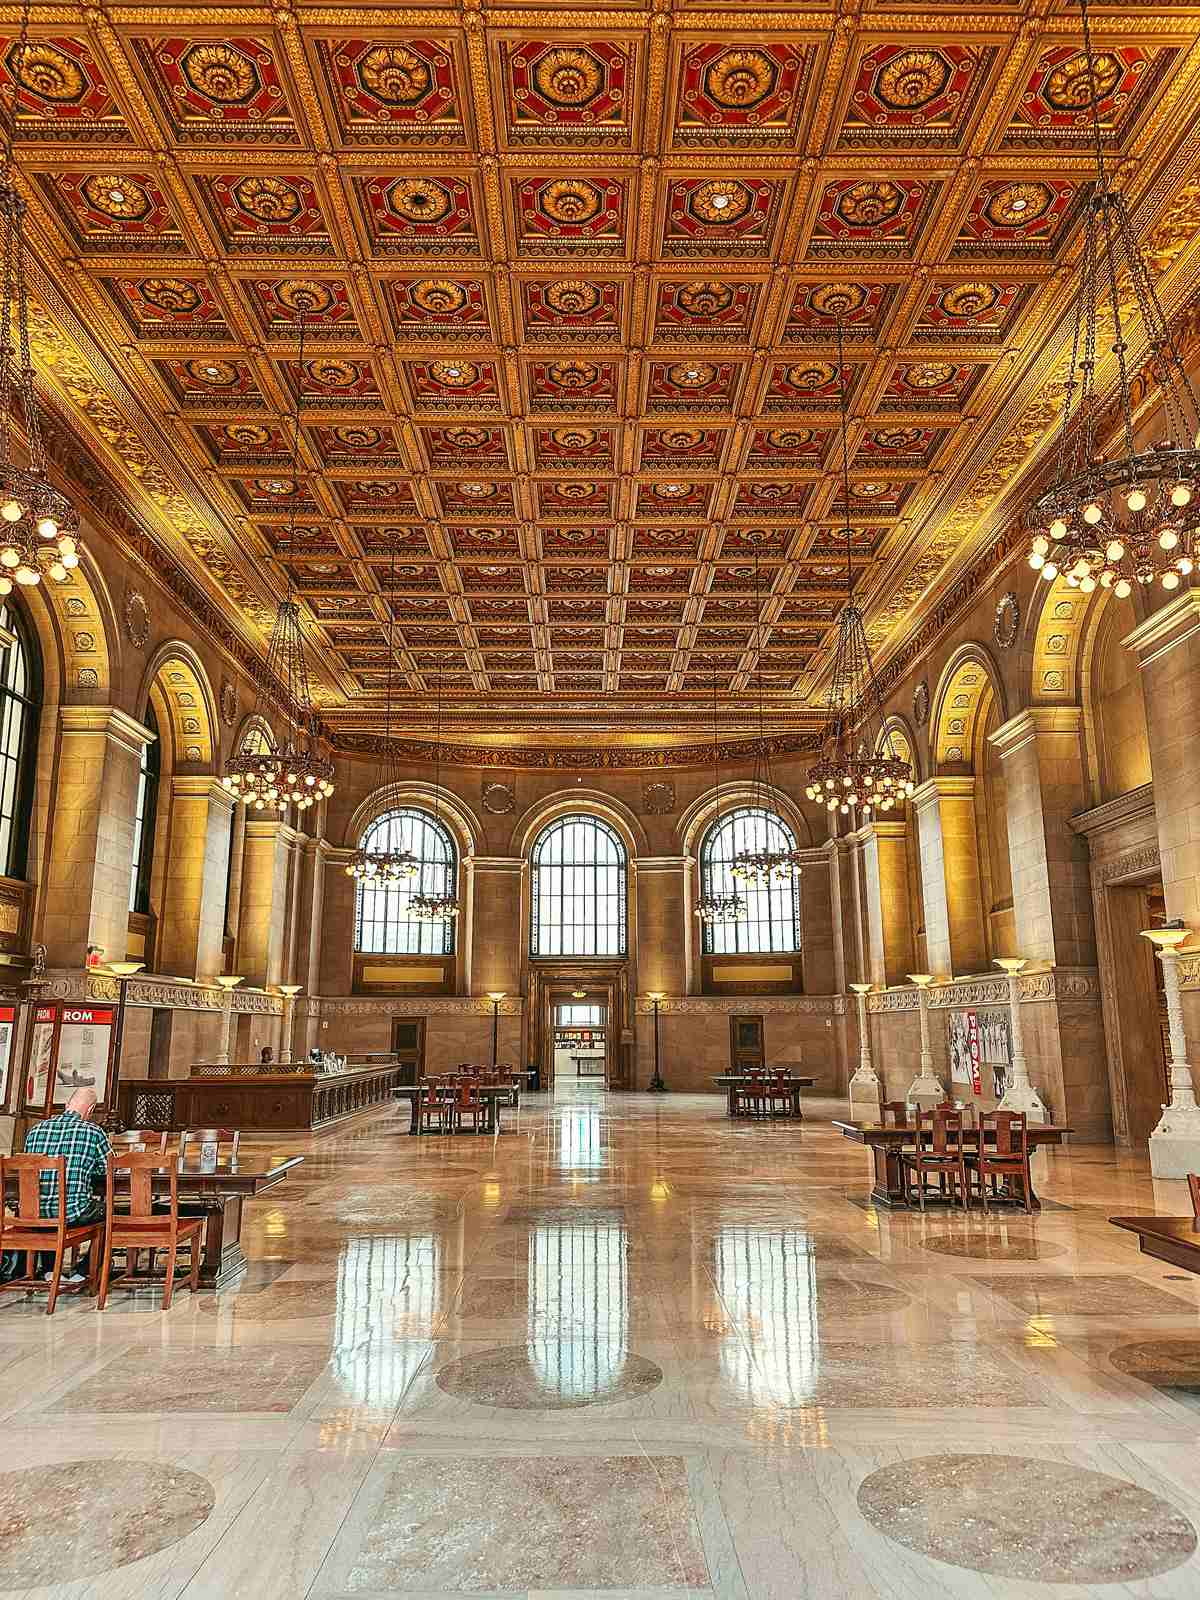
[65, 1088, 98, 1115]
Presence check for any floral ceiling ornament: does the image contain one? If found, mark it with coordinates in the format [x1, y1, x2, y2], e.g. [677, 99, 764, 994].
[0, 1, 81, 594]
[221, 294, 334, 814]
[805, 319, 913, 820]
[1026, 0, 1199, 602]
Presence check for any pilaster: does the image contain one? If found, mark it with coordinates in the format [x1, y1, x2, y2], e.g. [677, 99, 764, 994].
[912, 777, 987, 975]
[155, 776, 235, 980]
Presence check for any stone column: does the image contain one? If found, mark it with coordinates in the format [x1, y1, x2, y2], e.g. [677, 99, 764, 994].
[213, 975, 243, 1065]
[798, 849, 837, 994]
[912, 778, 988, 976]
[236, 819, 296, 988]
[635, 857, 688, 997]
[40, 707, 152, 967]
[155, 777, 234, 980]
[471, 857, 524, 995]
[848, 982, 881, 1119]
[319, 850, 356, 995]
[860, 820, 915, 987]
[907, 974, 945, 1109]
[278, 984, 302, 1064]
[990, 709, 1095, 966]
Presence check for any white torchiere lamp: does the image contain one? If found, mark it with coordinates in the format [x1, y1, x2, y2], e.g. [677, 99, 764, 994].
[848, 982, 882, 1120]
[214, 974, 243, 1065]
[1141, 922, 1200, 1178]
[278, 984, 302, 1064]
[995, 958, 1048, 1124]
[906, 973, 944, 1111]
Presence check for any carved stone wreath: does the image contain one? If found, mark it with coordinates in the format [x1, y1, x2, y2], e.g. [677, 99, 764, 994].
[481, 781, 515, 815]
[220, 679, 238, 727]
[994, 591, 1020, 650]
[642, 780, 676, 815]
[913, 678, 930, 726]
[123, 589, 149, 650]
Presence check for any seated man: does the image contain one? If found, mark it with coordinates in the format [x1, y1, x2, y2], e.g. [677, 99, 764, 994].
[23, 1088, 110, 1284]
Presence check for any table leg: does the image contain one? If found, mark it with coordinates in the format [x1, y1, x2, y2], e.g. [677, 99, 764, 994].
[727, 1086, 736, 1118]
[408, 1096, 421, 1135]
[868, 1144, 909, 1207]
[485, 1096, 496, 1135]
[791, 1087, 804, 1121]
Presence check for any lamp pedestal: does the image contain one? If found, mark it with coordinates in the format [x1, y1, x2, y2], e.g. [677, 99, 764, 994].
[1145, 937, 1200, 1177]
[995, 960, 1048, 1123]
[905, 976, 944, 1112]
[848, 984, 881, 1120]
[647, 995, 666, 1093]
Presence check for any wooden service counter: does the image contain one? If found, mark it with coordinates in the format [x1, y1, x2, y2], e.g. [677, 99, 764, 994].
[116, 1062, 402, 1134]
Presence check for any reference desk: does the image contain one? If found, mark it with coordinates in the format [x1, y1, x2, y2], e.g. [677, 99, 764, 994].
[117, 1064, 402, 1135]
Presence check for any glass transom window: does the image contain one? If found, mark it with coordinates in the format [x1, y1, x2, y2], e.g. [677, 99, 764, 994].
[701, 807, 801, 954]
[531, 814, 627, 958]
[354, 807, 456, 955]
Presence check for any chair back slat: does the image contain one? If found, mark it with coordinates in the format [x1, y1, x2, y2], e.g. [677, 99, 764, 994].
[179, 1128, 240, 1162]
[2, 1154, 66, 1225]
[982, 1108, 1027, 1155]
[108, 1150, 176, 1223]
[918, 1106, 962, 1153]
[881, 1101, 907, 1127]
[1190, 1172, 1200, 1220]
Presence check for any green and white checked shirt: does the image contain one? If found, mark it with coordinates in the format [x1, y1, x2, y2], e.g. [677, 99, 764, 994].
[23, 1111, 111, 1220]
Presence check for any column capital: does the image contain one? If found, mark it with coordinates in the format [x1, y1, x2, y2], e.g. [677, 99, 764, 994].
[471, 855, 526, 874]
[989, 705, 1083, 759]
[169, 774, 236, 810]
[1122, 589, 1200, 666]
[911, 775, 975, 810]
[634, 855, 691, 873]
[244, 818, 304, 846]
[59, 704, 153, 755]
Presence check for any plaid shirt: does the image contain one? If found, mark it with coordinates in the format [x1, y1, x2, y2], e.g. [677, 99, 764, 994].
[23, 1111, 111, 1220]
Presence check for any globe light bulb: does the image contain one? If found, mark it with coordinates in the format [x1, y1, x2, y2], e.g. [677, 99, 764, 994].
[1049, 518, 1068, 539]
[14, 565, 37, 585]
[35, 515, 58, 541]
[1082, 501, 1103, 525]
[57, 536, 76, 555]
[1031, 534, 1050, 556]
[0, 499, 21, 523]
[1066, 573, 1079, 587]
[1028, 551, 1045, 570]
[1100, 570, 1114, 588]
[1080, 575, 1096, 593]
[1162, 571, 1181, 590]
[1106, 540, 1125, 563]
[1179, 557, 1194, 575]
[1115, 578, 1132, 598]
[1126, 487, 1147, 513]
[1171, 482, 1192, 508]
[61, 551, 79, 569]
[1159, 528, 1179, 550]
[0, 577, 12, 596]
[47, 561, 66, 581]
[1042, 562, 1058, 580]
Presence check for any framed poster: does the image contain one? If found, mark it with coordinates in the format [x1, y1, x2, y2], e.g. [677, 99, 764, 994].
[0, 1003, 15, 1109]
[25, 1004, 56, 1111]
[51, 1005, 116, 1106]
[947, 1010, 982, 1095]
[978, 1009, 1013, 1098]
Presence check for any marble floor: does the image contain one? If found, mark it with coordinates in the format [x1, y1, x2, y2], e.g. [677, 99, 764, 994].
[3, 1086, 1200, 1597]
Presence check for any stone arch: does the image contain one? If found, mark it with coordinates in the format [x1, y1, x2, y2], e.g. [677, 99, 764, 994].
[37, 549, 117, 702]
[135, 641, 218, 771]
[344, 780, 481, 860]
[511, 789, 647, 861]
[876, 713, 921, 785]
[1025, 572, 1099, 705]
[231, 711, 276, 758]
[677, 779, 813, 857]
[931, 643, 1008, 771]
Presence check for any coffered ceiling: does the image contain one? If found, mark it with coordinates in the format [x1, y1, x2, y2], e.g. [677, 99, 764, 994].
[14, 2, 1200, 751]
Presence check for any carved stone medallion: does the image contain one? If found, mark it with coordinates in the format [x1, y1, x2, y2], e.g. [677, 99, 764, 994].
[123, 589, 149, 649]
[994, 590, 1020, 650]
[481, 781, 515, 815]
[220, 679, 237, 727]
[913, 678, 930, 726]
[642, 780, 676, 815]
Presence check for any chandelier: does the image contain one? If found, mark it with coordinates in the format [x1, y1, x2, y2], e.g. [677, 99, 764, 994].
[696, 667, 747, 923]
[346, 543, 417, 884]
[409, 668, 459, 922]
[730, 546, 805, 885]
[222, 298, 334, 812]
[0, 10, 79, 592]
[1026, 0, 1200, 599]
[805, 318, 912, 817]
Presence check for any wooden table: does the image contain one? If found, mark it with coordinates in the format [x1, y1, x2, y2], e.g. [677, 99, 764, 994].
[118, 1064, 401, 1134]
[832, 1119, 1073, 1209]
[6, 1152, 303, 1290]
[713, 1074, 814, 1119]
[393, 1083, 514, 1136]
[1110, 1214, 1200, 1274]
[572, 1054, 606, 1078]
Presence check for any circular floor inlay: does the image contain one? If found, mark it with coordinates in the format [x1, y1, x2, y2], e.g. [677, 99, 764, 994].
[921, 1234, 1065, 1261]
[435, 1344, 663, 1409]
[856, 1453, 1197, 1583]
[1110, 1339, 1200, 1392]
[814, 1278, 911, 1317]
[0, 1460, 215, 1588]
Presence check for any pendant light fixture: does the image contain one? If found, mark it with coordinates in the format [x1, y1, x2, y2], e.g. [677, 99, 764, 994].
[346, 543, 418, 884]
[696, 667, 747, 924]
[410, 669, 459, 923]
[0, 0, 79, 591]
[1026, 0, 1200, 598]
[805, 321, 912, 817]
[222, 296, 334, 812]
[730, 544, 804, 885]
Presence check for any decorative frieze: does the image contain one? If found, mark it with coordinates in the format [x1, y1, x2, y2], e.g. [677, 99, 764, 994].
[866, 967, 1100, 1011]
[636, 994, 843, 1016]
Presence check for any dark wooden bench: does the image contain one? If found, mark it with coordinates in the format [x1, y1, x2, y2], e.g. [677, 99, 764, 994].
[1110, 1175, 1200, 1276]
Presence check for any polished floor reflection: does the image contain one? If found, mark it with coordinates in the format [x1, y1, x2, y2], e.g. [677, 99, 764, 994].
[3, 1084, 1200, 1596]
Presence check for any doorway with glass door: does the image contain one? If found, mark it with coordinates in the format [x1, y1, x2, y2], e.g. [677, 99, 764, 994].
[553, 996, 608, 1084]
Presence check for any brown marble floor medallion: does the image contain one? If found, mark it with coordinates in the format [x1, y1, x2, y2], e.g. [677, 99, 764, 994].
[856, 1453, 1198, 1582]
[434, 1342, 663, 1408]
[0, 1461, 215, 1586]
[812, 1277, 912, 1317]
[1110, 1338, 1200, 1395]
[921, 1232, 1066, 1261]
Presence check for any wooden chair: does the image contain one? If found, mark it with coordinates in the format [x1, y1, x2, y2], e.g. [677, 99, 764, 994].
[97, 1152, 203, 1312]
[178, 1127, 240, 1163]
[968, 1110, 1032, 1214]
[453, 1078, 488, 1134]
[1190, 1173, 1200, 1219]
[880, 1101, 908, 1127]
[111, 1129, 169, 1154]
[768, 1069, 793, 1118]
[0, 1155, 104, 1315]
[900, 1108, 970, 1212]
[417, 1081, 452, 1133]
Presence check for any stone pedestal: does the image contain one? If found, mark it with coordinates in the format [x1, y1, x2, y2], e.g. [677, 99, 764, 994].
[848, 984, 881, 1119]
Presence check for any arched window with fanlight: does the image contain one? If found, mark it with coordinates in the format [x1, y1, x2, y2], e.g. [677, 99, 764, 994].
[0, 599, 41, 880]
[700, 806, 801, 954]
[354, 807, 456, 955]
[531, 814, 627, 958]
[129, 703, 160, 915]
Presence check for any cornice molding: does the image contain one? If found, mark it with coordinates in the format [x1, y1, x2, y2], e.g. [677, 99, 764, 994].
[1070, 783, 1157, 839]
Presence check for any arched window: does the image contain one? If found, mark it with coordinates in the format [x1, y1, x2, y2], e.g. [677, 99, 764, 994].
[700, 806, 801, 954]
[0, 600, 40, 879]
[129, 704, 160, 915]
[531, 814, 627, 957]
[354, 807, 456, 955]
